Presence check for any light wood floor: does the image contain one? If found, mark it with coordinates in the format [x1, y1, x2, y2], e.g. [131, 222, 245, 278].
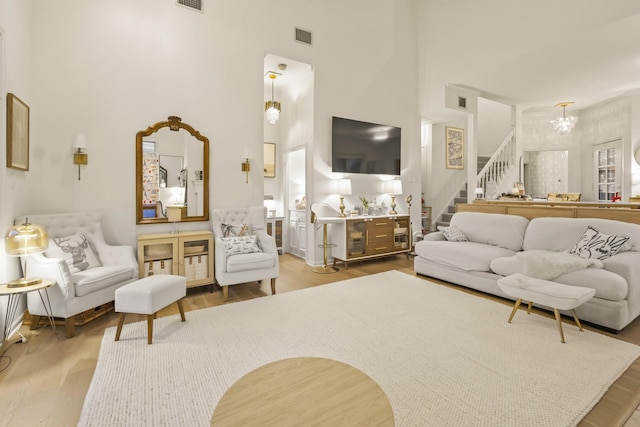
[1, 254, 640, 426]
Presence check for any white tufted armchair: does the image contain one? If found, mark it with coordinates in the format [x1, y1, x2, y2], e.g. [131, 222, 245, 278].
[211, 207, 279, 301]
[15, 212, 138, 338]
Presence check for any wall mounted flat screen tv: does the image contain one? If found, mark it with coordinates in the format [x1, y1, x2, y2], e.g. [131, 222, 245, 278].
[331, 116, 401, 175]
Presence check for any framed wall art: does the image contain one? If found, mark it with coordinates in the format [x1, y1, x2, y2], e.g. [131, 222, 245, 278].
[7, 93, 30, 171]
[445, 126, 464, 170]
[264, 142, 276, 178]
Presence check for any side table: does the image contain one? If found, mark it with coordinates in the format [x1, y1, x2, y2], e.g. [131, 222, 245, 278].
[0, 279, 57, 343]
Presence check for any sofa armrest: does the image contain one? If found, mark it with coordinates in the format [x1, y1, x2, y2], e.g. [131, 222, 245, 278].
[255, 231, 277, 257]
[423, 232, 446, 242]
[214, 237, 228, 274]
[26, 252, 74, 299]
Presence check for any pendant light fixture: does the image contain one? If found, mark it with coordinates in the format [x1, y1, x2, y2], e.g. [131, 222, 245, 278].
[264, 72, 281, 125]
[550, 102, 577, 136]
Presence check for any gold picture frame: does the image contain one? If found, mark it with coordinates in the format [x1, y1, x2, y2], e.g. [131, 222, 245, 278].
[7, 93, 30, 171]
[445, 126, 464, 170]
[264, 142, 276, 178]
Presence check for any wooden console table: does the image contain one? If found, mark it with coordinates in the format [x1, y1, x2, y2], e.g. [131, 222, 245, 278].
[457, 200, 640, 224]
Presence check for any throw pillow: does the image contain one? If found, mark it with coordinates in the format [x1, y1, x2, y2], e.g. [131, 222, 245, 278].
[221, 223, 252, 238]
[222, 235, 262, 256]
[437, 225, 468, 242]
[569, 226, 629, 260]
[45, 232, 102, 274]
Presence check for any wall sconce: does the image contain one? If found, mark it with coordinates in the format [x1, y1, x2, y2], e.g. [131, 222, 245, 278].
[383, 179, 403, 215]
[337, 179, 352, 218]
[72, 133, 88, 181]
[241, 148, 251, 184]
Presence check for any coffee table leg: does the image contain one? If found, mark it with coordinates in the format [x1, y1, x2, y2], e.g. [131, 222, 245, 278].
[570, 309, 584, 331]
[554, 308, 566, 343]
[508, 299, 522, 323]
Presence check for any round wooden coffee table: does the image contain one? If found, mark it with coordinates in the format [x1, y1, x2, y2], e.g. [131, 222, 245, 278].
[211, 357, 394, 426]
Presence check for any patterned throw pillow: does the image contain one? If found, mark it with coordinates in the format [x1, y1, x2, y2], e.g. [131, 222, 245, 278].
[44, 232, 102, 274]
[221, 223, 251, 238]
[222, 235, 262, 256]
[437, 225, 468, 242]
[569, 226, 629, 260]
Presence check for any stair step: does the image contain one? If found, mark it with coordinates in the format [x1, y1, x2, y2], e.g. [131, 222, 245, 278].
[441, 213, 453, 223]
[460, 190, 467, 198]
[454, 197, 466, 205]
[447, 205, 456, 213]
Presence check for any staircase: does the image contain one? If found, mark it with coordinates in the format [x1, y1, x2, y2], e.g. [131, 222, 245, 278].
[434, 131, 515, 229]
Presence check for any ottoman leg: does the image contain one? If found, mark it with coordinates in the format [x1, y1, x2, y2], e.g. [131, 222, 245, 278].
[115, 313, 126, 341]
[554, 308, 566, 343]
[508, 299, 522, 323]
[271, 278, 276, 295]
[177, 299, 186, 322]
[570, 309, 584, 331]
[147, 314, 154, 345]
[526, 301, 532, 314]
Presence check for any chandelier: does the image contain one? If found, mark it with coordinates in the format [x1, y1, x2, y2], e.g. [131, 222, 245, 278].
[550, 102, 577, 136]
[264, 72, 281, 124]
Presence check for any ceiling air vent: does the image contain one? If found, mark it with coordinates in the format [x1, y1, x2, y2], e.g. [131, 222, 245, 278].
[177, 0, 203, 12]
[295, 27, 313, 46]
[458, 96, 467, 109]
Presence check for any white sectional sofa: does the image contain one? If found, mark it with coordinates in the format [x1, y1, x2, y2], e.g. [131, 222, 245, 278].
[414, 212, 640, 331]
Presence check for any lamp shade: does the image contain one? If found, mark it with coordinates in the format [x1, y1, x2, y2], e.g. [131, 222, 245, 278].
[338, 179, 352, 196]
[5, 221, 49, 256]
[384, 179, 402, 195]
[167, 206, 183, 223]
[72, 133, 87, 150]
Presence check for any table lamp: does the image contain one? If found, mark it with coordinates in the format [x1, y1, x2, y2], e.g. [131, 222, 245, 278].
[167, 206, 182, 234]
[5, 219, 49, 287]
[337, 179, 352, 218]
[384, 179, 403, 215]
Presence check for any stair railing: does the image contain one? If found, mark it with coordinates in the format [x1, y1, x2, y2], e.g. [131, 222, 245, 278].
[476, 129, 516, 197]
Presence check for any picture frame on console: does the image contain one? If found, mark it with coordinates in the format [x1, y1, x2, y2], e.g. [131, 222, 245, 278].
[445, 126, 464, 170]
[6, 93, 30, 171]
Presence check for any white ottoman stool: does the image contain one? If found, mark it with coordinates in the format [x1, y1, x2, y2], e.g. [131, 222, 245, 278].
[115, 274, 187, 344]
[497, 273, 596, 343]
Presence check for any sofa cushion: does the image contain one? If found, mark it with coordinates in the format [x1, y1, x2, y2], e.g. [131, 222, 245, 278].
[226, 251, 275, 273]
[569, 226, 629, 260]
[450, 212, 528, 251]
[490, 256, 628, 301]
[437, 225, 468, 242]
[46, 232, 102, 274]
[414, 240, 516, 272]
[72, 265, 135, 297]
[223, 235, 262, 256]
[524, 217, 640, 252]
[221, 223, 252, 238]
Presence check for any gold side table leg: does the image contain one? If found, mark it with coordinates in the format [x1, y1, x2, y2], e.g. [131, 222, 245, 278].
[554, 308, 566, 343]
[312, 223, 337, 274]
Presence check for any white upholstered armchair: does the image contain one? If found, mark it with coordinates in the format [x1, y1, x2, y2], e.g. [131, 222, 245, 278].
[211, 207, 279, 301]
[15, 212, 138, 337]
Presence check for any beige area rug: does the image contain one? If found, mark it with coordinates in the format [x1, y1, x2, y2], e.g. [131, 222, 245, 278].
[79, 271, 640, 426]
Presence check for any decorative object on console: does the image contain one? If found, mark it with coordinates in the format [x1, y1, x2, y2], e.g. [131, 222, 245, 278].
[550, 101, 577, 136]
[475, 187, 484, 200]
[359, 196, 369, 214]
[337, 178, 352, 218]
[4, 219, 48, 287]
[241, 148, 251, 184]
[445, 126, 464, 170]
[264, 71, 282, 124]
[72, 133, 88, 181]
[167, 206, 182, 234]
[383, 179, 402, 215]
[6, 93, 30, 171]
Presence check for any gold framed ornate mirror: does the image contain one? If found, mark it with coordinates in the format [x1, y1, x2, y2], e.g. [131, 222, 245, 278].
[136, 116, 209, 224]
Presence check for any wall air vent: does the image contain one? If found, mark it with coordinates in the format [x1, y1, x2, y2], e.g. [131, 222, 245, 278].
[458, 96, 467, 109]
[177, 0, 203, 12]
[295, 27, 313, 46]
